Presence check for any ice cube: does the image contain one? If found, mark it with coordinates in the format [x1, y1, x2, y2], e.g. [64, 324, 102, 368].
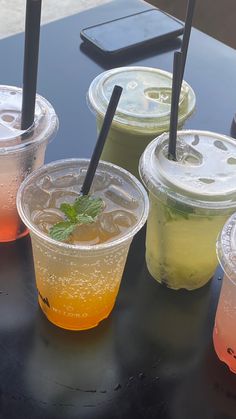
[105, 185, 138, 210]
[71, 223, 100, 245]
[31, 208, 64, 233]
[112, 210, 137, 228]
[48, 190, 79, 209]
[26, 184, 51, 210]
[91, 172, 111, 192]
[99, 212, 120, 237]
[37, 175, 54, 192]
[52, 174, 79, 188]
[90, 171, 121, 193]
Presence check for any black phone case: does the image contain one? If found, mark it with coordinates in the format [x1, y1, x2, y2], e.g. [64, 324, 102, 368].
[80, 9, 184, 57]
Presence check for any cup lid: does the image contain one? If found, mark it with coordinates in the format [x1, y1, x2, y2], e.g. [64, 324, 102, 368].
[139, 130, 236, 210]
[87, 66, 196, 132]
[0, 85, 58, 153]
[217, 213, 236, 278]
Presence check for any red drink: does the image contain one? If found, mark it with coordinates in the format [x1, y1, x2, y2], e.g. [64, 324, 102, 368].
[0, 85, 58, 242]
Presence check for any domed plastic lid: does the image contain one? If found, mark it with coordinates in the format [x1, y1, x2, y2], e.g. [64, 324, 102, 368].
[217, 213, 236, 278]
[0, 85, 58, 154]
[88, 66, 196, 132]
[139, 130, 236, 210]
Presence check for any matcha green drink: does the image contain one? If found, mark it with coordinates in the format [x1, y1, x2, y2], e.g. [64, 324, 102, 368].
[139, 130, 236, 290]
[87, 67, 196, 178]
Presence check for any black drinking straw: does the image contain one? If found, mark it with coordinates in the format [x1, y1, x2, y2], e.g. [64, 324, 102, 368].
[21, 0, 42, 130]
[168, 52, 183, 161]
[180, 0, 196, 84]
[80, 85, 123, 196]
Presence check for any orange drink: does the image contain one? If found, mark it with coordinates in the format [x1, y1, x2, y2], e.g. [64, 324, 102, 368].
[17, 159, 148, 330]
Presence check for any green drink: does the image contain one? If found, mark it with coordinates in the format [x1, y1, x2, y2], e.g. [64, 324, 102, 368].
[139, 130, 236, 290]
[87, 66, 196, 178]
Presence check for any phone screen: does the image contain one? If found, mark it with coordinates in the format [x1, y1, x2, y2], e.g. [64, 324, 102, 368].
[81, 9, 184, 54]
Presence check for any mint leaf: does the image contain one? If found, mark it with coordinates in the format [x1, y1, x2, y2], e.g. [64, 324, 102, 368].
[77, 214, 94, 224]
[49, 195, 104, 242]
[60, 203, 77, 222]
[74, 196, 104, 218]
[49, 221, 76, 242]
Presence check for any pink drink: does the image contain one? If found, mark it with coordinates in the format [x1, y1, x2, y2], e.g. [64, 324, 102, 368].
[213, 212, 236, 373]
[0, 85, 58, 242]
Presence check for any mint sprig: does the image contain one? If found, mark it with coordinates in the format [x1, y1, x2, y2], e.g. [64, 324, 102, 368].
[49, 195, 104, 242]
[49, 221, 77, 242]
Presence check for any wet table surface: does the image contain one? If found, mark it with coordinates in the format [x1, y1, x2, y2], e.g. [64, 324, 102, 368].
[1, 1, 236, 418]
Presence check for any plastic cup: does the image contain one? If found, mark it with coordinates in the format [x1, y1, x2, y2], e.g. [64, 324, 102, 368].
[0, 85, 58, 242]
[139, 130, 236, 290]
[87, 66, 196, 178]
[213, 212, 236, 373]
[17, 159, 149, 331]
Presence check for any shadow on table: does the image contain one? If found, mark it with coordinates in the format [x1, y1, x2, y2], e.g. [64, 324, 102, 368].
[80, 37, 182, 70]
[113, 264, 231, 419]
[115, 263, 215, 376]
[0, 235, 36, 333]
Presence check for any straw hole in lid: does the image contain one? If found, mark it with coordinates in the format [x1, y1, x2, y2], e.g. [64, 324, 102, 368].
[227, 157, 236, 165]
[1, 114, 15, 123]
[191, 135, 200, 146]
[199, 178, 215, 184]
[144, 88, 171, 104]
[10, 91, 16, 95]
[182, 154, 200, 165]
[214, 140, 228, 151]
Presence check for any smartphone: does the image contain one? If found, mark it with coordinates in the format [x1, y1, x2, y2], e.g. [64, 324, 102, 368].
[80, 9, 184, 57]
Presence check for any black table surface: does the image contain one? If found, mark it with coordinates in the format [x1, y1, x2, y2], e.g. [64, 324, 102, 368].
[1, 1, 236, 418]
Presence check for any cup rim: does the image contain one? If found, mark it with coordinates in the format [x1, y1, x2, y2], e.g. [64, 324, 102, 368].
[0, 85, 58, 154]
[17, 158, 149, 251]
[139, 129, 236, 212]
[216, 212, 236, 280]
[87, 66, 196, 132]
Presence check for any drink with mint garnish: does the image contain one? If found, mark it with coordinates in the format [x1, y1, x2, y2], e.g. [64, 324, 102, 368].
[87, 67, 196, 178]
[17, 159, 148, 330]
[139, 130, 236, 290]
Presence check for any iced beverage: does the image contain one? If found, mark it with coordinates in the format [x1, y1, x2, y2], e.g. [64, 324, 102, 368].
[87, 66, 196, 178]
[139, 130, 236, 290]
[0, 85, 58, 242]
[17, 159, 148, 330]
[213, 212, 236, 373]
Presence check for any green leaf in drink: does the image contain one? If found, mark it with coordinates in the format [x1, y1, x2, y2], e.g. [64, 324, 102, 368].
[60, 203, 78, 223]
[76, 214, 94, 224]
[50, 221, 77, 242]
[49, 195, 104, 242]
[74, 195, 104, 218]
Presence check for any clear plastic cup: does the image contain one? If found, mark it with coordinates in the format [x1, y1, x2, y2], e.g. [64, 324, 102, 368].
[87, 66, 196, 178]
[17, 159, 149, 331]
[139, 130, 236, 290]
[0, 85, 58, 242]
[213, 212, 236, 373]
